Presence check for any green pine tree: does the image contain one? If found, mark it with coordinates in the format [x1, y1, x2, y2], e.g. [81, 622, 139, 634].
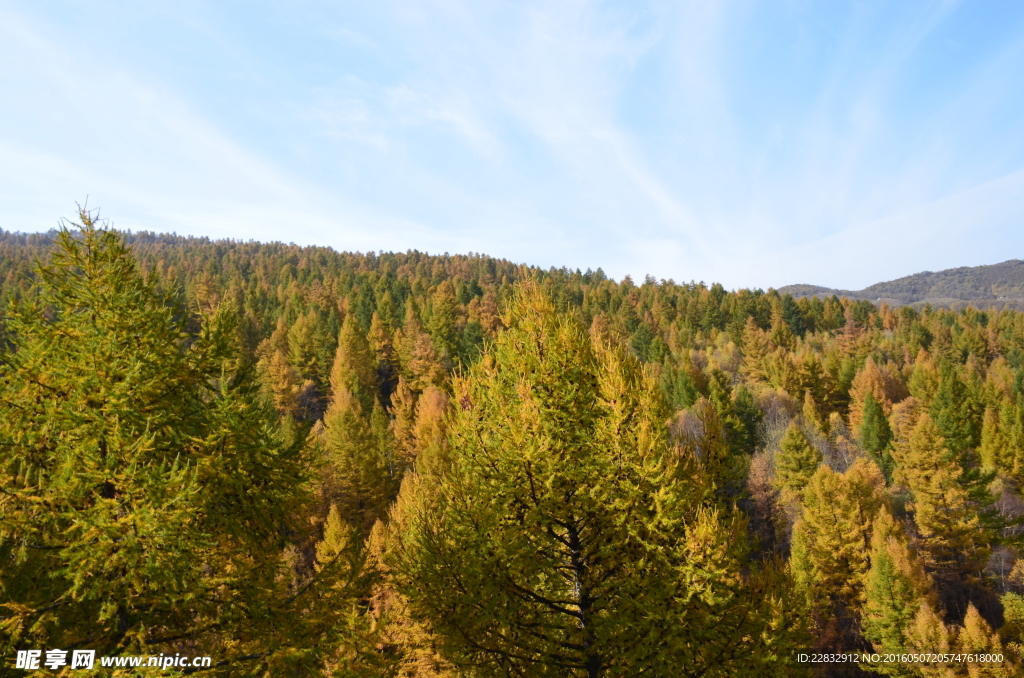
[427, 280, 459, 368]
[322, 364, 392, 532]
[930, 362, 981, 459]
[774, 422, 823, 496]
[860, 392, 895, 480]
[670, 360, 701, 408]
[861, 509, 933, 676]
[385, 283, 803, 677]
[0, 213, 349, 674]
[733, 384, 764, 455]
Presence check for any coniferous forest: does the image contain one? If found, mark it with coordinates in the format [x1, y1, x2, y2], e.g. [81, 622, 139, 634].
[4, 210, 1024, 677]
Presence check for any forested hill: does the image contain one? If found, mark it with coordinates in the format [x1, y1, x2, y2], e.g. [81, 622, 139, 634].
[6, 219, 1024, 676]
[780, 259, 1024, 309]
[0, 225, 871, 374]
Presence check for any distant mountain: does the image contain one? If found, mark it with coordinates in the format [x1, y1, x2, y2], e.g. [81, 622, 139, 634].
[778, 259, 1024, 310]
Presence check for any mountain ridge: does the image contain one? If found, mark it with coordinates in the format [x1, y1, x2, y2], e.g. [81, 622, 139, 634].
[778, 259, 1024, 310]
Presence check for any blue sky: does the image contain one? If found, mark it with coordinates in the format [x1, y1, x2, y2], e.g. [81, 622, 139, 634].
[2, 1, 1023, 290]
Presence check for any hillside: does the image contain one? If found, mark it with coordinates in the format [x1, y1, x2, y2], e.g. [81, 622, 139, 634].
[779, 259, 1024, 309]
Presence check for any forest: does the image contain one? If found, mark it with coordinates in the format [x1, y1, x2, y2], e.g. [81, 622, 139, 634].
[3, 210, 1024, 677]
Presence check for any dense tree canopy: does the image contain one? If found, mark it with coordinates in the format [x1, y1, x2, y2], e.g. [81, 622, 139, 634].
[4, 217, 1024, 676]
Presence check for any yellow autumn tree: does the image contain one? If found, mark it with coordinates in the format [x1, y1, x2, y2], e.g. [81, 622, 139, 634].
[892, 414, 998, 620]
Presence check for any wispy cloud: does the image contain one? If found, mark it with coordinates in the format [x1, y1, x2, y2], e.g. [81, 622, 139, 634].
[774, 166, 1024, 290]
[1, 0, 1022, 287]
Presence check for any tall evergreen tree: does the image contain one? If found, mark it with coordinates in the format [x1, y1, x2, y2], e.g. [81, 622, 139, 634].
[428, 280, 460, 367]
[390, 376, 419, 469]
[892, 414, 996, 620]
[385, 283, 802, 677]
[369, 310, 399, 406]
[740, 316, 769, 382]
[1001, 399, 1024, 484]
[331, 314, 377, 412]
[667, 359, 701, 409]
[860, 392, 895, 479]
[774, 422, 823, 496]
[979, 406, 1005, 472]
[733, 384, 763, 454]
[978, 403, 1022, 480]
[907, 350, 940, 404]
[289, 309, 328, 384]
[769, 298, 797, 350]
[323, 368, 391, 532]
[791, 460, 885, 621]
[802, 389, 826, 436]
[930, 362, 982, 458]
[861, 509, 934, 674]
[0, 214, 349, 674]
[376, 289, 399, 327]
[263, 345, 301, 415]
